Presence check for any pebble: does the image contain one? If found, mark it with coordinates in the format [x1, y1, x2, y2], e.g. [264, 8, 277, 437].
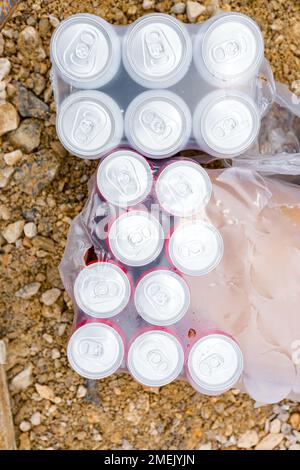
[237, 430, 259, 449]
[77, 385, 87, 399]
[30, 411, 41, 426]
[186, 1, 206, 22]
[51, 349, 60, 360]
[49, 15, 60, 28]
[290, 413, 300, 429]
[289, 444, 300, 450]
[35, 383, 55, 402]
[39, 18, 50, 36]
[255, 433, 284, 450]
[171, 2, 186, 14]
[199, 443, 212, 450]
[270, 418, 281, 434]
[0, 205, 10, 221]
[2, 220, 25, 244]
[41, 288, 61, 306]
[4, 149, 22, 166]
[20, 421, 31, 432]
[0, 33, 4, 56]
[0, 102, 19, 136]
[24, 222, 37, 238]
[10, 364, 33, 392]
[9, 118, 42, 153]
[143, 0, 155, 9]
[0, 167, 14, 188]
[18, 26, 46, 60]
[0, 58, 11, 81]
[13, 81, 50, 119]
[15, 282, 41, 299]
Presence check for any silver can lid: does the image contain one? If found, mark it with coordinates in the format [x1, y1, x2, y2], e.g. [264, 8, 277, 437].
[155, 160, 212, 217]
[67, 322, 124, 379]
[196, 12, 264, 83]
[123, 13, 192, 88]
[50, 14, 121, 88]
[97, 150, 153, 207]
[127, 329, 184, 386]
[74, 262, 131, 318]
[193, 90, 260, 157]
[134, 269, 190, 326]
[187, 334, 243, 392]
[56, 90, 123, 159]
[125, 90, 192, 158]
[168, 221, 224, 276]
[109, 210, 164, 267]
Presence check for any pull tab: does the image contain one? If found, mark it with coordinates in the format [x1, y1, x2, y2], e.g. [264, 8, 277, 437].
[85, 276, 121, 304]
[78, 338, 104, 361]
[147, 349, 169, 372]
[106, 159, 141, 197]
[64, 29, 98, 73]
[143, 28, 176, 74]
[167, 172, 193, 200]
[212, 36, 247, 64]
[72, 106, 106, 145]
[211, 111, 249, 142]
[145, 282, 171, 313]
[141, 108, 173, 142]
[127, 224, 152, 248]
[179, 240, 205, 259]
[198, 353, 224, 376]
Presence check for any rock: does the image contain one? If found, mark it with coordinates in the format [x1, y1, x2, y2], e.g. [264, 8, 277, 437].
[15, 282, 41, 299]
[41, 288, 61, 306]
[2, 220, 25, 243]
[33, 74, 47, 96]
[10, 364, 33, 392]
[289, 413, 300, 430]
[143, 0, 155, 9]
[18, 26, 46, 60]
[14, 150, 59, 196]
[3, 149, 22, 166]
[39, 18, 50, 36]
[19, 433, 31, 450]
[0, 167, 14, 188]
[51, 349, 60, 360]
[270, 418, 282, 434]
[186, 1, 206, 22]
[30, 411, 41, 426]
[0, 33, 4, 56]
[49, 15, 60, 28]
[35, 383, 55, 402]
[0, 58, 11, 81]
[32, 236, 56, 252]
[0, 102, 19, 136]
[237, 430, 259, 449]
[24, 222, 37, 238]
[289, 444, 300, 450]
[207, 0, 220, 15]
[0, 205, 10, 221]
[255, 433, 284, 450]
[199, 443, 212, 450]
[77, 385, 87, 399]
[51, 140, 67, 158]
[20, 421, 31, 432]
[12, 81, 50, 119]
[9, 118, 42, 153]
[171, 2, 186, 14]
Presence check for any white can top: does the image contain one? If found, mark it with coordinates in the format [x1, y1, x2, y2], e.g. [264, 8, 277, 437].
[155, 160, 212, 217]
[67, 322, 124, 379]
[50, 14, 121, 88]
[109, 210, 164, 267]
[97, 150, 153, 207]
[125, 90, 192, 158]
[123, 13, 192, 89]
[168, 221, 224, 276]
[56, 90, 123, 159]
[187, 334, 243, 392]
[74, 262, 131, 318]
[127, 330, 184, 386]
[134, 270, 190, 326]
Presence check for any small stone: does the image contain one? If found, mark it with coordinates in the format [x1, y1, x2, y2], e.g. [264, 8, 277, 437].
[39, 18, 50, 36]
[18, 26, 46, 60]
[19, 433, 31, 450]
[0, 33, 4, 56]
[0, 167, 14, 188]
[186, 1, 206, 22]
[255, 433, 284, 450]
[51, 140, 67, 158]
[51, 349, 60, 360]
[15, 282, 41, 299]
[77, 385, 87, 399]
[9, 118, 42, 153]
[270, 418, 281, 434]
[237, 430, 259, 449]
[171, 2, 186, 14]
[10, 364, 33, 392]
[20, 421, 31, 432]
[289, 444, 300, 450]
[2, 220, 25, 244]
[24, 222, 37, 238]
[35, 383, 55, 401]
[0, 205, 10, 221]
[0, 102, 19, 136]
[13, 82, 50, 119]
[199, 443, 212, 450]
[143, 0, 155, 9]
[4, 149, 23, 166]
[43, 333, 53, 344]
[49, 15, 60, 28]
[30, 411, 41, 426]
[207, 0, 220, 15]
[0, 58, 11, 81]
[41, 288, 61, 306]
[290, 413, 300, 430]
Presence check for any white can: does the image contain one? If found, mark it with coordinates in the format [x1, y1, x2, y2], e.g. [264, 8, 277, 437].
[50, 14, 121, 89]
[193, 12, 264, 87]
[67, 321, 125, 379]
[97, 149, 153, 208]
[155, 160, 212, 217]
[122, 13, 192, 89]
[108, 210, 165, 267]
[125, 90, 192, 158]
[168, 221, 224, 276]
[56, 90, 123, 159]
[134, 269, 190, 326]
[193, 90, 260, 158]
[127, 329, 185, 387]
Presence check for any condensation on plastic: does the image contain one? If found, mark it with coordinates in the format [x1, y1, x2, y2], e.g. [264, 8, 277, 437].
[59, 157, 300, 404]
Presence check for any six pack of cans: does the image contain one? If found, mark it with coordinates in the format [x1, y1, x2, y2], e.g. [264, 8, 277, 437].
[50, 12, 268, 160]
[66, 150, 244, 394]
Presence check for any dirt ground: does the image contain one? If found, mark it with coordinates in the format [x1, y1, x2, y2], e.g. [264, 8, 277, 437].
[0, 0, 300, 450]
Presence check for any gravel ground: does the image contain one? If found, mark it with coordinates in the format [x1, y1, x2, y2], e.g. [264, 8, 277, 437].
[0, 0, 300, 450]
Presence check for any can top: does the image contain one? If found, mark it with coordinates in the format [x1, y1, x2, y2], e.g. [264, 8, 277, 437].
[127, 330, 184, 386]
[125, 90, 191, 158]
[156, 160, 212, 217]
[51, 14, 120, 87]
[56, 90, 123, 159]
[109, 210, 165, 267]
[74, 262, 131, 318]
[169, 221, 224, 276]
[123, 13, 192, 88]
[97, 150, 153, 207]
[194, 91, 260, 156]
[201, 13, 264, 82]
[187, 334, 243, 392]
[134, 270, 190, 326]
[67, 322, 124, 379]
